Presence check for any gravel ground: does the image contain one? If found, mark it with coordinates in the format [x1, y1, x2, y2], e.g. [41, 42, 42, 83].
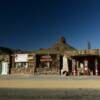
[1, 75, 100, 80]
[0, 88, 100, 100]
[1, 75, 100, 89]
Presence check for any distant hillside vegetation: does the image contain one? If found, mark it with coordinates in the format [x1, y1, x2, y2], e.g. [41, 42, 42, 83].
[0, 47, 13, 54]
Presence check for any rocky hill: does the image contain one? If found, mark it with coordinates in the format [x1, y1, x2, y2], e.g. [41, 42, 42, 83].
[49, 36, 76, 54]
[36, 36, 76, 54]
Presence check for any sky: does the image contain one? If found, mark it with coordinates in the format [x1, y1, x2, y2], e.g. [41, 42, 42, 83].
[0, 0, 100, 50]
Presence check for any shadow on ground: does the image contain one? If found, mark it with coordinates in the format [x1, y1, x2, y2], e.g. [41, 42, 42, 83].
[0, 88, 100, 100]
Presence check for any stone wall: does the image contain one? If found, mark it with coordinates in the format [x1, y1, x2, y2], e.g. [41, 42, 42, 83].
[11, 67, 34, 74]
[35, 54, 61, 75]
[0, 55, 10, 62]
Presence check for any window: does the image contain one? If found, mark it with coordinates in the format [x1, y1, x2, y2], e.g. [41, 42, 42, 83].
[15, 62, 28, 68]
[40, 62, 50, 68]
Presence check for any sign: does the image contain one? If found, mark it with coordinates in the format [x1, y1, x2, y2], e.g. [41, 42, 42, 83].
[15, 54, 28, 62]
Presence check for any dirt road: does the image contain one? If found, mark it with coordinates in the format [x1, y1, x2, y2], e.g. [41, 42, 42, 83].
[0, 79, 100, 88]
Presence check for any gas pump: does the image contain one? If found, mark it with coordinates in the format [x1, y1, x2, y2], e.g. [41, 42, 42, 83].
[84, 59, 89, 75]
[95, 59, 98, 76]
[72, 59, 77, 76]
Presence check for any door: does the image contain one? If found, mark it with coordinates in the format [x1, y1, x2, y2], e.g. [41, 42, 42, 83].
[2, 62, 9, 75]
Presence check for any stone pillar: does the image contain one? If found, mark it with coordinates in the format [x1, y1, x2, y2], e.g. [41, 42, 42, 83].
[56, 54, 60, 74]
[72, 59, 77, 76]
[61, 56, 69, 76]
[11, 54, 15, 74]
[95, 58, 98, 76]
[77, 61, 80, 76]
[84, 59, 89, 75]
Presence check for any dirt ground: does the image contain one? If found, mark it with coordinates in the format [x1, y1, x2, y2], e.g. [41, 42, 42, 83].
[0, 79, 100, 89]
[1, 77, 100, 100]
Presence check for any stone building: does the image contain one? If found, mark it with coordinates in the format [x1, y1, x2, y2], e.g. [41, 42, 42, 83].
[11, 52, 36, 74]
[34, 52, 61, 75]
[1, 37, 100, 76]
[0, 47, 13, 75]
[63, 49, 100, 76]
[0, 54, 10, 75]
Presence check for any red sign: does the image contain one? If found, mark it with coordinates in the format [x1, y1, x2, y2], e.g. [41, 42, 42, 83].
[41, 55, 51, 59]
[40, 58, 52, 62]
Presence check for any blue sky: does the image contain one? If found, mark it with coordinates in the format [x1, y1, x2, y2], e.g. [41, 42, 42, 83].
[0, 0, 100, 50]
